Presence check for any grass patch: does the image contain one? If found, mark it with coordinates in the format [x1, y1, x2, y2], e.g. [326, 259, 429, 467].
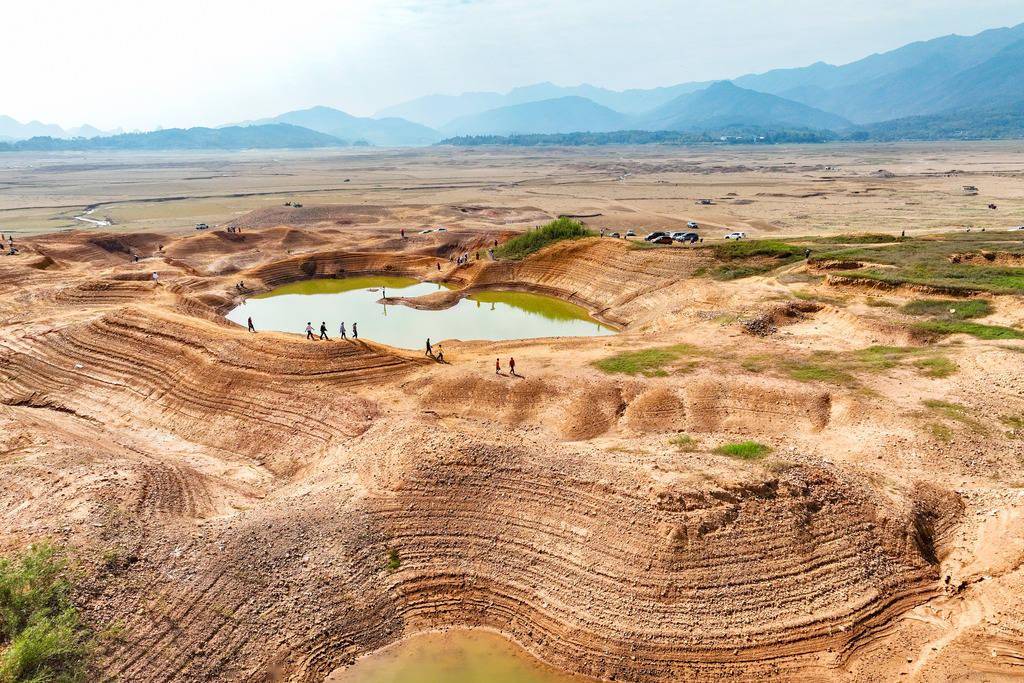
[592, 344, 701, 377]
[902, 298, 992, 320]
[923, 399, 987, 434]
[714, 441, 771, 460]
[783, 361, 855, 385]
[495, 218, 592, 260]
[385, 549, 401, 572]
[927, 422, 954, 443]
[913, 356, 958, 378]
[1001, 415, 1024, 438]
[865, 297, 897, 307]
[0, 544, 89, 683]
[812, 233, 901, 245]
[704, 239, 805, 281]
[914, 320, 1024, 340]
[668, 434, 697, 452]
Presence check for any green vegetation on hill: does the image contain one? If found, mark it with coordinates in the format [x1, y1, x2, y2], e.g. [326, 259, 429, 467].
[0, 544, 89, 682]
[494, 218, 592, 260]
[714, 441, 771, 460]
[902, 299, 992, 320]
[438, 128, 838, 147]
[705, 239, 805, 280]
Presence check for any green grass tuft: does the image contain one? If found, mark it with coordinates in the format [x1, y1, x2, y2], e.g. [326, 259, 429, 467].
[714, 441, 771, 460]
[668, 434, 697, 452]
[385, 549, 401, 572]
[0, 544, 89, 683]
[495, 218, 593, 260]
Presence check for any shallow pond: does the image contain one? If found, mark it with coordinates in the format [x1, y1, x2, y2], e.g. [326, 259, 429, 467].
[226, 276, 614, 350]
[325, 629, 590, 683]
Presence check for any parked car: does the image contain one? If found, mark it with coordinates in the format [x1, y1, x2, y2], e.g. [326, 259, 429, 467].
[609, 232, 621, 238]
[1008, 226, 1024, 232]
[687, 221, 699, 229]
[724, 231, 747, 240]
[672, 232, 699, 243]
[419, 228, 434, 234]
[436, 227, 448, 232]
[194, 223, 209, 230]
[625, 230, 636, 237]
[644, 231, 669, 242]
[650, 235, 674, 245]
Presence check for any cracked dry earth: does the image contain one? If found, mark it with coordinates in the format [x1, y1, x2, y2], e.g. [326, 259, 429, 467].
[1, 216, 1023, 682]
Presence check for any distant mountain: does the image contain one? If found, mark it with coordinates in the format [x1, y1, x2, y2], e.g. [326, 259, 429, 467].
[0, 115, 116, 141]
[734, 23, 1024, 122]
[440, 96, 630, 136]
[378, 81, 709, 128]
[0, 124, 346, 152]
[639, 82, 851, 131]
[236, 106, 439, 146]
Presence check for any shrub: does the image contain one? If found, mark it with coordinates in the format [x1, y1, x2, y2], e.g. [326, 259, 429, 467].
[714, 441, 771, 460]
[0, 544, 89, 683]
[494, 218, 593, 260]
[913, 356, 958, 378]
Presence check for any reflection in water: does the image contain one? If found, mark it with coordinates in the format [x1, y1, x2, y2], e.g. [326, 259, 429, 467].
[226, 277, 614, 350]
[325, 629, 591, 683]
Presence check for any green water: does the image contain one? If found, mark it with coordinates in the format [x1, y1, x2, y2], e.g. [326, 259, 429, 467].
[226, 277, 614, 350]
[325, 629, 590, 683]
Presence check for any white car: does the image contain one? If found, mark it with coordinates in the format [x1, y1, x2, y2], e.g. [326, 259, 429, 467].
[1008, 226, 1024, 232]
[436, 227, 448, 232]
[418, 228, 434, 234]
[724, 232, 747, 240]
[687, 221, 699, 229]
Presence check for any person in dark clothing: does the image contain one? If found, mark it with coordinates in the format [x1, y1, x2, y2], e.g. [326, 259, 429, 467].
[804, 248, 811, 259]
[509, 357, 517, 376]
[437, 262, 441, 271]
[247, 317, 255, 333]
[306, 322, 315, 340]
[496, 358, 501, 374]
[319, 322, 330, 340]
[352, 322, 358, 339]
[425, 338, 432, 356]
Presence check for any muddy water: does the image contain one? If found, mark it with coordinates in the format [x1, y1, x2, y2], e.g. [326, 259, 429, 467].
[325, 629, 591, 683]
[226, 276, 614, 350]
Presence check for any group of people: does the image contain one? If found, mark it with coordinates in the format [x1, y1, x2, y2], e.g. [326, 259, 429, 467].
[301, 321, 359, 340]
[226, 226, 242, 234]
[495, 357, 520, 377]
[1, 234, 17, 255]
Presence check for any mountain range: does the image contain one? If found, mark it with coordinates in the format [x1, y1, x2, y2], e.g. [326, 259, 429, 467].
[3, 21, 1023, 150]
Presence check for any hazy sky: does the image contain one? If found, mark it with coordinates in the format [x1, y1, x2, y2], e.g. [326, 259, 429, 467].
[4, 0, 1024, 130]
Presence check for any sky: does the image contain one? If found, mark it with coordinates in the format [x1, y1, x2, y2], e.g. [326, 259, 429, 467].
[4, 0, 1024, 130]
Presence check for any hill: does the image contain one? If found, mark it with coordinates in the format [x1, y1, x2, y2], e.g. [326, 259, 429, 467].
[441, 96, 630, 136]
[238, 106, 439, 146]
[734, 22, 1024, 122]
[378, 81, 708, 128]
[639, 82, 851, 131]
[0, 124, 347, 152]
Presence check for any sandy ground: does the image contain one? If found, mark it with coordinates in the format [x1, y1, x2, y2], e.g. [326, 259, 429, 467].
[0, 144, 1023, 681]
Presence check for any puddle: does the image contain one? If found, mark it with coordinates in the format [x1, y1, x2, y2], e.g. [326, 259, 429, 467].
[325, 629, 591, 683]
[226, 276, 614, 349]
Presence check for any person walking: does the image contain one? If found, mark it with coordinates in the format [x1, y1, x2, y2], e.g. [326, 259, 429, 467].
[151, 271, 160, 285]
[352, 322, 358, 339]
[306, 322, 316, 340]
[804, 248, 811, 260]
[319, 322, 330, 340]
[247, 316, 255, 333]
[436, 262, 441, 271]
[495, 358, 501, 374]
[339, 321, 347, 339]
[509, 357, 516, 376]
[425, 338, 432, 357]
[401, 228, 405, 239]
